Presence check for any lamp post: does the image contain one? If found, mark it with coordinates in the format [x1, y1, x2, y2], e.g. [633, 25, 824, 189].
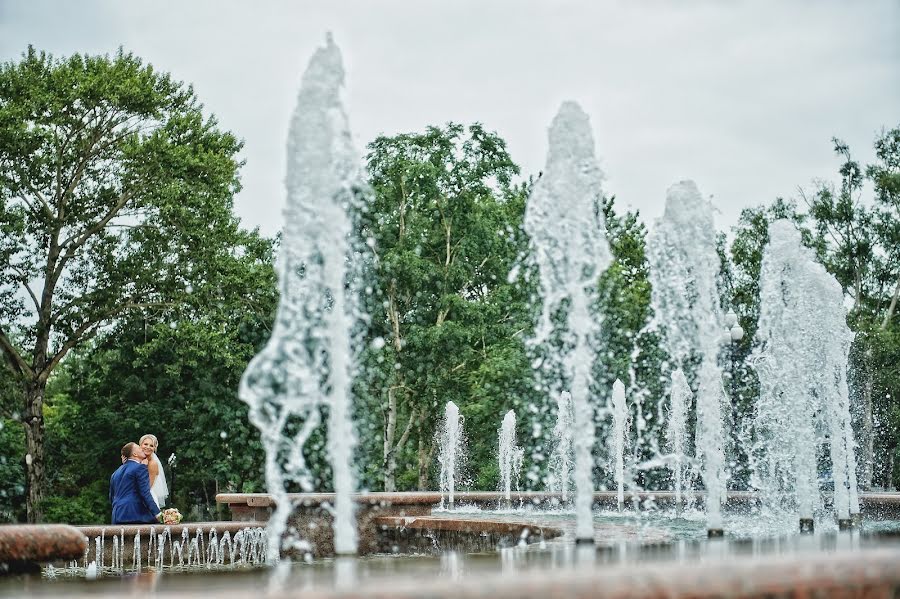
[724, 309, 744, 488]
[167, 453, 177, 501]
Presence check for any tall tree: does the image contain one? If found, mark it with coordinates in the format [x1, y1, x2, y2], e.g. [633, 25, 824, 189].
[359, 123, 531, 491]
[35, 228, 276, 524]
[593, 197, 667, 489]
[725, 199, 812, 486]
[864, 126, 900, 486]
[803, 130, 900, 488]
[0, 48, 244, 521]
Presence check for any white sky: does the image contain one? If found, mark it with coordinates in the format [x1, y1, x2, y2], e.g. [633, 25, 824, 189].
[1, 0, 898, 236]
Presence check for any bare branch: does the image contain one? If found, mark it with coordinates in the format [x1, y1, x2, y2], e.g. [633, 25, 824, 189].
[14, 194, 36, 213]
[798, 185, 844, 249]
[394, 405, 418, 455]
[0, 326, 33, 380]
[9, 264, 40, 313]
[40, 300, 173, 382]
[54, 110, 138, 221]
[21, 181, 54, 219]
[881, 279, 900, 330]
[57, 190, 134, 272]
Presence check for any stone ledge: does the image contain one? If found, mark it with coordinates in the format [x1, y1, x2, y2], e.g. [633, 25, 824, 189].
[373, 516, 563, 539]
[172, 546, 900, 599]
[216, 490, 900, 512]
[0, 525, 87, 565]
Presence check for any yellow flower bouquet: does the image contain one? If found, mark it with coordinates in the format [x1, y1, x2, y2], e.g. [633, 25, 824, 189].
[161, 507, 183, 525]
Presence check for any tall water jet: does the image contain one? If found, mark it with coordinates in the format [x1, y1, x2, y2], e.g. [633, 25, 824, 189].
[611, 380, 628, 512]
[239, 35, 360, 559]
[549, 391, 574, 502]
[813, 264, 860, 527]
[753, 220, 860, 531]
[524, 102, 613, 543]
[439, 401, 465, 510]
[498, 410, 522, 508]
[809, 257, 860, 526]
[666, 368, 691, 517]
[754, 221, 821, 530]
[647, 180, 727, 536]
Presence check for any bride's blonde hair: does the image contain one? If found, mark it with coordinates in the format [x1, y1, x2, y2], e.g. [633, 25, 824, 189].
[139, 433, 159, 449]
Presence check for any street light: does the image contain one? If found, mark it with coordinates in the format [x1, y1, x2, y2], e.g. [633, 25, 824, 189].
[725, 309, 744, 488]
[168, 453, 177, 501]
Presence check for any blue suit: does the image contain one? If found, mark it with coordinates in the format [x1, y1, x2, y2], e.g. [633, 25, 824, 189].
[110, 460, 159, 525]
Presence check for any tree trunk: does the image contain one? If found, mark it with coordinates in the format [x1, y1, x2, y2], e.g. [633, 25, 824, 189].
[382, 279, 406, 492]
[416, 411, 436, 491]
[417, 436, 432, 491]
[383, 387, 398, 492]
[23, 380, 47, 523]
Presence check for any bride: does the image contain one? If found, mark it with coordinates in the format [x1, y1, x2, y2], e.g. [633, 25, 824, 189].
[140, 434, 169, 508]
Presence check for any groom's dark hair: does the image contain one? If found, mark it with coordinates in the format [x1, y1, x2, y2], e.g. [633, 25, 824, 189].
[121, 442, 137, 460]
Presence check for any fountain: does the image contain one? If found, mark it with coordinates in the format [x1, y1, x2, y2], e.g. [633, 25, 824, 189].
[548, 391, 574, 502]
[665, 368, 692, 517]
[752, 220, 861, 530]
[238, 34, 361, 559]
[611, 379, 628, 512]
[647, 180, 728, 536]
[15, 33, 900, 599]
[523, 101, 613, 543]
[439, 401, 465, 510]
[498, 410, 523, 508]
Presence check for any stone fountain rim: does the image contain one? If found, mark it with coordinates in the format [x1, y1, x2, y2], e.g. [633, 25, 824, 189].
[215, 490, 900, 508]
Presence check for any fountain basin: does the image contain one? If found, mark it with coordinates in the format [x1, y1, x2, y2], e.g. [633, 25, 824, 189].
[217, 490, 900, 518]
[373, 516, 562, 554]
[216, 491, 900, 557]
[10, 539, 900, 597]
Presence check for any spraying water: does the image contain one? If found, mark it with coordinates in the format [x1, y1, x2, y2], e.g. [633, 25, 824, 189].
[753, 222, 818, 522]
[647, 180, 727, 532]
[239, 34, 361, 559]
[439, 401, 465, 510]
[753, 220, 860, 526]
[523, 102, 613, 542]
[666, 368, 692, 516]
[498, 410, 521, 507]
[611, 380, 628, 511]
[549, 391, 574, 502]
[812, 260, 860, 522]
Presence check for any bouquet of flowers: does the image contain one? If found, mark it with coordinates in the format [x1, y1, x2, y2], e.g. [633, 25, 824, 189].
[161, 507, 183, 525]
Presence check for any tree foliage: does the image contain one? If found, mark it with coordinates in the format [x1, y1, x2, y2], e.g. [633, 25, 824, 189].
[357, 123, 535, 492]
[0, 46, 247, 520]
[2, 46, 897, 523]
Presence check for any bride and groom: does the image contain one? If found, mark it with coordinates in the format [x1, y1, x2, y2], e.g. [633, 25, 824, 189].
[109, 434, 170, 525]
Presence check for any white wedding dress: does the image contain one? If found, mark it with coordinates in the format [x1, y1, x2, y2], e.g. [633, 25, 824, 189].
[150, 453, 169, 508]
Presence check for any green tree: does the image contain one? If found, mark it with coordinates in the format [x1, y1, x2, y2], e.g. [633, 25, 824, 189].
[802, 129, 900, 488]
[359, 123, 533, 491]
[593, 197, 667, 490]
[725, 198, 811, 487]
[0, 363, 25, 521]
[39, 229, 275, 523]
[0, 47, 245, 521]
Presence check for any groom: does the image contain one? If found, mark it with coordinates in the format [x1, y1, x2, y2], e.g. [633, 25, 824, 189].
[110, 442, 162, 525]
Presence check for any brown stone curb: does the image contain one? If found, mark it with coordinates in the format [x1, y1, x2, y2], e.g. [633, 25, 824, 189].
[165, 546, 900, 599]
[217, 490, 900, 515]
[0, 525, 87, 574]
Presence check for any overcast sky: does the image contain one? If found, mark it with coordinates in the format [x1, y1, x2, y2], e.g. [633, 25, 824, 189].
[1, 0, 898, 237]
